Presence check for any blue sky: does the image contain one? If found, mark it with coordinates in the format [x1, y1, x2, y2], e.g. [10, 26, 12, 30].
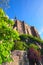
[1, 0, 43, 39]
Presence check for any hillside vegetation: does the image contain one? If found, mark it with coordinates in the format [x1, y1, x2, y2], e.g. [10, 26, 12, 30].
[0, 8, 43, 64]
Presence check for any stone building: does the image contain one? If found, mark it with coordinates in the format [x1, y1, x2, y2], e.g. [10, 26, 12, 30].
[13, 20, 40, 38]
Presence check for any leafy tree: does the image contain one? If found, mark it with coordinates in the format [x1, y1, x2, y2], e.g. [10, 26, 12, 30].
[0, 8, 19, 64]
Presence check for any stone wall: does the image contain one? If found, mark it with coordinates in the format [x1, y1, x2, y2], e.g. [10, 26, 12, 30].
[2, 50, 29, 65]
[2, 50, 43, 65]
[30, 26, 40, 38]
[14, 20, 40, 38]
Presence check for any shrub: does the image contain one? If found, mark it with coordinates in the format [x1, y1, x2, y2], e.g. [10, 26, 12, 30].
[13, 41, 27, 50]
[0, 8, 19, 64]
[28, 44, 39, 50]
[27, 47, 41, 62]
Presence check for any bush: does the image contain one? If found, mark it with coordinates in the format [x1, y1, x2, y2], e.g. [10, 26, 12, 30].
[28, 44, 39, 50]
[0, 8, 19, 64]
[13, 41, 27, 50]
[27, 47, 41, 62]
[20, 34, 43, 45]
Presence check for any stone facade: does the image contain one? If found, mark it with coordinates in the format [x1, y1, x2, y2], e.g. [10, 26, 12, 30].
[2, 50, 42, 65]
[2, 50, 29, 65]
[13, 20, 40, 38]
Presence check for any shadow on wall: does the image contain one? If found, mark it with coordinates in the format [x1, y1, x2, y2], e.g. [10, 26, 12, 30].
[19, 52, 29, 65]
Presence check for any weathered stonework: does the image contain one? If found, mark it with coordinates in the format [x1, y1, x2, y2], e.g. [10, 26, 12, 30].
[13, 20, 40, 38]
[2, 50, 42, 65]
[2, 50, 29, 65]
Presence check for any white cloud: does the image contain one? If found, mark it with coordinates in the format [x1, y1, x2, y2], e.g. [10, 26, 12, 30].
[6, 15, 9, 19]
[11, 19, 14, 21]
[39, 27, 43, 35]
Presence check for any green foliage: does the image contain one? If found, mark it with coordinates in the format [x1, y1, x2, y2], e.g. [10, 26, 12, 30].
[0, 8, 19, 64]
[41, 48, 43, 55]
[14, 41, 27, 50]
[20, 34, 43, 54]
[28, 44, 39, 50]
[20, 34, 43, 45]
[0, 8, 5, 17]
